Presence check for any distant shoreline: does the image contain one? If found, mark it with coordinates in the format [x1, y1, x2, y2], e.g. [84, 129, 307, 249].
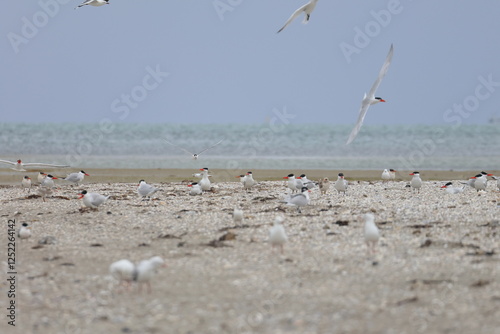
[1, 168, 498, 185]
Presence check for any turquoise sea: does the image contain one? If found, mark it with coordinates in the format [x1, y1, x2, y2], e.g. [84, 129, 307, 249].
[0, 123, 498, 170]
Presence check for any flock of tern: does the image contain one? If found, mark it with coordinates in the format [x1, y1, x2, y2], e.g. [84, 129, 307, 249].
[6, 159, 499, 290]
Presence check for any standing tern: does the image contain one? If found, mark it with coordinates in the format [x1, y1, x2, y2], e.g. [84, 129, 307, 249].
[381, 169, 390, 181]
[491, 175, 500, 191]
[269, 216, 287, 254]
[233, 207, 244, 224]
[37, 172, 47, 184]
[109, 259, 136, 290]
[472, 173, 492, 192]
[199, 168, 212, 191]
[346, 44, 394, 145]
[18, 223, 32, 240]
[282, 187, 310, 213]
[363, 214, 379, 255]
[0, 159, 69, 172]
[409, 172, 422, 193]
[76, 0, 109, 9]
[277, 0, 319, 33]
[22, 176, 32, 193]
[283, 174, 303, 193]
[299, 174, 316, 189]
[334, 173, 348, 195]
[136, 256, 166, 293]
[41, 174, 58, 189]
[137, 180, 159, 200]
[164, 138, 224, 160]
[79, 190, 109, 209]
[243, 171, 257, 191]
[62, 170, 89, 185]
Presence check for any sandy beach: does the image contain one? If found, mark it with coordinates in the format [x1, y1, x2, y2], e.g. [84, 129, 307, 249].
[0, 169, 499, 333]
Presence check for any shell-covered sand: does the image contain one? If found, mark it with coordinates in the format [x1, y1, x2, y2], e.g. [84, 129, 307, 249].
[0, 171, 499, 334]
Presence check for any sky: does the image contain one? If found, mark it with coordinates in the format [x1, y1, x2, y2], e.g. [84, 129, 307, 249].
[2, 0, 500, 125]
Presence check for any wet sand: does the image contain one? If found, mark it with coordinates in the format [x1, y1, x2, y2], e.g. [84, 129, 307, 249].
[0, 170, 499, 333]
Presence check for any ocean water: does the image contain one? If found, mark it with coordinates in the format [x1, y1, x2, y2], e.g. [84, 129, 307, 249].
[0, 123, 498, 171]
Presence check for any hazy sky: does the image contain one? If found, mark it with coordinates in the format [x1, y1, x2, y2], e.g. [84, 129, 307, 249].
[2, 1, 500, 125]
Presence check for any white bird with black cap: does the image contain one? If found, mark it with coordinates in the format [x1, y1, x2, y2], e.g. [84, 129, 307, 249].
[62, 170, 89, 185]
[187, 182, 202, 196]
[409, 172, 422, 193]
[282, 187, 310, 213]
[79, 190, 109, 209]
[441, 182, 464, 194]
[22, 176, 32, 192]
[334, 173, 348, 195]
[137, 180, 159, 200]
[346, 44, 394, 145]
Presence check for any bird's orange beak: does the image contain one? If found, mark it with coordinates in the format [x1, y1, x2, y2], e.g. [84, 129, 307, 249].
[187, 184, 192, 187]
[441, 185, 446, 188]
[78, 194, 84, 199]
[380, 99, 386, 102]
[283, 177, 289, 179]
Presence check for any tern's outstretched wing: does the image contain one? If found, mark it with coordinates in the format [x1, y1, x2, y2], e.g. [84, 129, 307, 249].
[367, 44, 393, 99]
[0, 159, 16, 166]
[277, 4, 307, 33]
[346, 44, 394, 145]
[164, 139, 194, 156]
[196, 138, 225, 155]
[22, 162, 70, 168]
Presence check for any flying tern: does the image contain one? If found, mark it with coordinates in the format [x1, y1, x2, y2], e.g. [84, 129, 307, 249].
[346, 44, 394, 145]
[164, 138, 224, 160]
[277, 0, 319, 33]
[76, 0, 109, 9]
[0, 159, 69, 172]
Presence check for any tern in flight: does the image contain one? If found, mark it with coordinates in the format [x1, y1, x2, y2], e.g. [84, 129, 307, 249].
[346, 44, 394, 145]
[0, 159, 69, 172]
[75, 0, 109, 9]
[277, 0, 319, 33]
[164, 138, 224, 160]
